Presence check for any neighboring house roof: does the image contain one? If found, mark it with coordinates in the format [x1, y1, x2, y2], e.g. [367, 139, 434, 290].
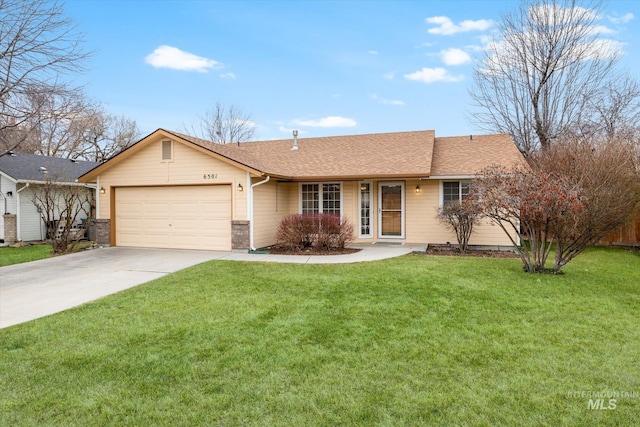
[0, 152, 100, 183]
[80, 128, 526, 182]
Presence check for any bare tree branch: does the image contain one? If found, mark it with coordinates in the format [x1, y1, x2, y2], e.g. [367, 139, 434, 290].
[0, 0, 88, 156]
[469, 0, 628, 155]
[185, 101, 256, 145]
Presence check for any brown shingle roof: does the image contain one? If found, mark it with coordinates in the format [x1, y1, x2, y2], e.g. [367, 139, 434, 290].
[81, 128, 526, 182]
[162, 129, 268, 172]
[236, 130, 435, 180]
[430, 134, 527, 176]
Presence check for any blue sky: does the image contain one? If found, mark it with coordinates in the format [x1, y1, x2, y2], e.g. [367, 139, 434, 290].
[65, 0, 640, 140]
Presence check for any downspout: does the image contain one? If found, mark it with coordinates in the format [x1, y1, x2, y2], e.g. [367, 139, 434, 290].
[249, 175, 270, 251]
[16, 183, 30, 241]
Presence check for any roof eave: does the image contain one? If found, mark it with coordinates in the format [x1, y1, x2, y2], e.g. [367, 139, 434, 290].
[273, 173, 432, 182]
[79, 129, 266, 182]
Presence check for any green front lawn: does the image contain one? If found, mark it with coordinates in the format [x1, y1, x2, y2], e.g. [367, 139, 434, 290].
[0, 244, 53, 267]
[1, 247, 638, 425]
[0, 242, 95, 267]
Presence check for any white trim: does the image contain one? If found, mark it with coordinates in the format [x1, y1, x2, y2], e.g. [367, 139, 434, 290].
[16, 183, 30, 241]
[428, 174, 475, 180]
[378, 181, 405, 239]
[0, 171, 17, 183]
[439, 179, 471, 207]
[245, 172, 251, 220]
[298, 182, 343, 216]
[358, 180, 373, 238]
[249, 175, 270, 251]
[96, 176, 101, 220]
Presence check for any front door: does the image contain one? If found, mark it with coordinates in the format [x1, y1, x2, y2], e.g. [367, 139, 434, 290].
[378, 182, 404, 238]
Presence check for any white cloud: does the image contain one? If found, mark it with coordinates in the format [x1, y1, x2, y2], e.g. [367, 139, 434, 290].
[404, 67, 464, 83]
[279, 125, 307, 135]
[609, 12, 634, 24]
[426, 16, 493, 35]
[371, 94, 405, 106]
[220, 72, 236, 79]
[589, 25, 615, 35]
[292, 116, 357, 128]
[145, 45, 220, 72]
[441, 48, 471, 65]
[383, 72, 395, 80]
[585, 39, 624, 60]
[368, 50, 379, 55]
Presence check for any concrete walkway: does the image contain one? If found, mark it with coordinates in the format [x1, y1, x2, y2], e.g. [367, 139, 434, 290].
[0, 244, 423, 329]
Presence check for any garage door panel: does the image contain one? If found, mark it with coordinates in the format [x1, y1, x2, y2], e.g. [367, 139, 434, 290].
[115, 186, 232, 250]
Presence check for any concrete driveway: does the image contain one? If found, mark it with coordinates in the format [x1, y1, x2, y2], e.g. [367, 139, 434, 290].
[0, 247, 227, 329]
[0, 244, 421, 329]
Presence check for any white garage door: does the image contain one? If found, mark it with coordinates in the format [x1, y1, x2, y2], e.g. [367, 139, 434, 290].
[115, 185, 232, 251]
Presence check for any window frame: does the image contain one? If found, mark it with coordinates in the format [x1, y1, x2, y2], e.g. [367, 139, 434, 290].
[161, 140, 173, 162]
[358, 181, 373, 238]
[440, 180, 471, 206]
[299, 182, 343, 216]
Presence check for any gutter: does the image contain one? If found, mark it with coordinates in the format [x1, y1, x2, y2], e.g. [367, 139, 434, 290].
[249, 175, 271, 251]
[16, 179, 91, 187]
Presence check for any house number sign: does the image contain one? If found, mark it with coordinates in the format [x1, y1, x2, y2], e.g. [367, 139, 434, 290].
[203, 173, 218, 180]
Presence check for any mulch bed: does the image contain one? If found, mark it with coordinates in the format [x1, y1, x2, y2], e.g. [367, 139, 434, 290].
[425, 245, 519, 258]
[260, 245, 361, 256]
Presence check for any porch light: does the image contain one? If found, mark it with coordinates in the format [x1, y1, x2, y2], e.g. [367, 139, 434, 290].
[99, 187, 106, 194]
[415, 185, 421, 194]
[5, 191, 13, 197]
[237, 183, 244, 192]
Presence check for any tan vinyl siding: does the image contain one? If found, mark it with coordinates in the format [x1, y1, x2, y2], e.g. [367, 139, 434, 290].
[404, 179, 427, 243]
[97, 138, 248, 221]
[341, 181, 356, 230]
[252, 180, 296, 249]
[410, 179, 516, 246]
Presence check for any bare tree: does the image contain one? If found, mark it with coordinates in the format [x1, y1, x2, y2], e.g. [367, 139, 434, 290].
[438, 199, 479, 252]
[31, 172, 93, 254]
[187, 102, 256, 145]
[0, 0, 88, 156]
[71, 110, 140, 162]
[474, 137, 640, 273]
[572, 74, 640, 144]
[469, 0, 628, 155]
[14, 90, 140, 161]
[18, 89, 91, 157]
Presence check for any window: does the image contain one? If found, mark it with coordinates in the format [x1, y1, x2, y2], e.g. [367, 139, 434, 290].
[359, 182, 372, 237]
[161, 140, 173, 161]
[301, 184, 319, 214]
[301, 183, 341, 215]
[443, 181, 470, 204]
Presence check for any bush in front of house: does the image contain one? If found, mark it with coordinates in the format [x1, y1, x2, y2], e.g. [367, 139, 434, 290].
[276, 213, 354, 252]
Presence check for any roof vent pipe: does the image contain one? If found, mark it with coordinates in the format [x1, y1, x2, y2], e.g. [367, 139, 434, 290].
[470, 134, 473, 141]
[291, 130, 299, 150]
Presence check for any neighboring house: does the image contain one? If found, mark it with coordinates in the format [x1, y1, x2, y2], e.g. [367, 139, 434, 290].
[0, 152, 100, 243]
[78, 128, 528, 251]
